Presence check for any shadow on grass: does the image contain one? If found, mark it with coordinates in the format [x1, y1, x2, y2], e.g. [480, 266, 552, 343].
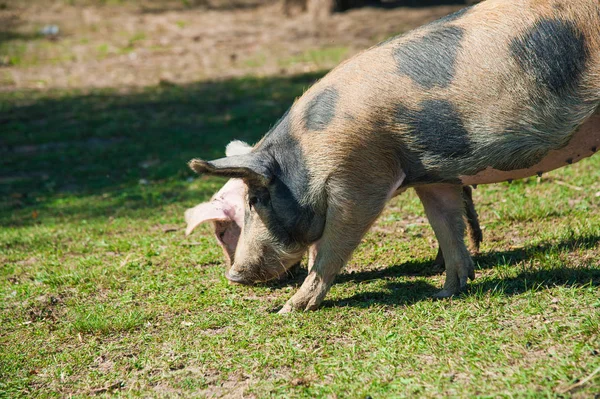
[1, 72, 326, 226]
[319, 234, 600, 308]
[474, 232, 600, 270]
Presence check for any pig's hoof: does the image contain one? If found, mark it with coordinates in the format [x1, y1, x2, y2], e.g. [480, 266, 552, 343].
[278, 303, 294, 314]
[433, 281, 467, 299]
[468, 267, 476, 281]
[433, 289, 455, 299]
[278, 300, 306, 313]
[279, 296, 321, 313]
[434, 276, 469, 299]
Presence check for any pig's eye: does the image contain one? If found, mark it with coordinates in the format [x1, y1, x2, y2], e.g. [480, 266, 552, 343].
[248, 196, 259, 208]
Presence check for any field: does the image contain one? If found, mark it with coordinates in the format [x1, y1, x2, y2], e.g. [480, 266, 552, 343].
[1, 1, 599, 397]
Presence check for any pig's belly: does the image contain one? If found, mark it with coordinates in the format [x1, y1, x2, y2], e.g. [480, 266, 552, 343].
[460, 113, 600, 186]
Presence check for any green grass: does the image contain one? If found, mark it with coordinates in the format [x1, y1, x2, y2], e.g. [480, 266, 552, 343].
[70, 304, 149, 334]
[0, 31, 78, 68]
[1, 73, 599, 397]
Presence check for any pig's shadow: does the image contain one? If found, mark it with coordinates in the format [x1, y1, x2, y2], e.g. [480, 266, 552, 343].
[307, 233, 600, 308]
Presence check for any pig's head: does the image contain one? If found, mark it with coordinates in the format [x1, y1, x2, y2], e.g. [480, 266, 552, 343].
[185, 141, 257, 267]
[188, 136, 324, 285]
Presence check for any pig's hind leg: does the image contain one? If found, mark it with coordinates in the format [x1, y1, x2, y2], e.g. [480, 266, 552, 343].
[431, 185, 482, 272]
[416, 184, 475, 298]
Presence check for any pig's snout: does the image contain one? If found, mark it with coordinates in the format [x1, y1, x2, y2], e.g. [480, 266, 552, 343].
[225, 269, 253, 285]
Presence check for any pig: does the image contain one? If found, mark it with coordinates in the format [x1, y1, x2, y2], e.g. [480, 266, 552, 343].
[185, 143, 482, 273]
[189, 0, 600, 312]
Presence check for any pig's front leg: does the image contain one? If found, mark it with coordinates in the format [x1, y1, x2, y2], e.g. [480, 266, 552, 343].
[416, 184, 475, 298]
[279, 190, 390, 313]
[278, 240, 345, 313]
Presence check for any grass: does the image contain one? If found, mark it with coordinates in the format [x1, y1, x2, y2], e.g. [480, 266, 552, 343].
[278, 47, 350, 70]
[1, 73, 599, 398]
[1, 2, 599, 396]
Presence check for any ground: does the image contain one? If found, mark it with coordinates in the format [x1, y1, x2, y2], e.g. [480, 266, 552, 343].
[1, 1, 599, 398]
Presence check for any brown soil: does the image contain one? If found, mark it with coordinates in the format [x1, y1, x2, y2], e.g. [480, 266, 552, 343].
[1, 1, 464, 89]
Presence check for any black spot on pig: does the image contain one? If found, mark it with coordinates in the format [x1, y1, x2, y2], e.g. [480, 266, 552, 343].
[394, 26, 465, 89]
[415, 100, 472, 157]
[390, 136, 447, 186]
[305, 87, 339, 131]
[510, 18, 588, 94]
[393, 100, 472, 185]
[397, 100, 472, 158]
[258, 111, 325, 245]
[484, 131, 550, 172]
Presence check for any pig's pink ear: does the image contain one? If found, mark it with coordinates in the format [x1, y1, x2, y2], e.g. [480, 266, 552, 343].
[184, 202, 231, 236]
[184, 178, 247, 236]
[211, 178, 246, 227]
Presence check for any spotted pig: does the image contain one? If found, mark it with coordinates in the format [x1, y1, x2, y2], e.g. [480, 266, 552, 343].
[189, 0, 600, 312]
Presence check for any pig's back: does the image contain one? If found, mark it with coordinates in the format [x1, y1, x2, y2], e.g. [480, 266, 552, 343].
[294, 0, 600, 186]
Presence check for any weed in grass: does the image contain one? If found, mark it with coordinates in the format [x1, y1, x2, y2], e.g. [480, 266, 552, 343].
[69, 304, 148, 334]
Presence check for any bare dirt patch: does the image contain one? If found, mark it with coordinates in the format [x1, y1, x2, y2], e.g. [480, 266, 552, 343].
[2, 1, 464, 89]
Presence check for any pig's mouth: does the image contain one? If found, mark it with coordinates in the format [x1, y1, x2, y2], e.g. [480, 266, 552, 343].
[224, 268, 285, 285]
[225, 258, 302, 285]
[225, 269, 253, 285]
